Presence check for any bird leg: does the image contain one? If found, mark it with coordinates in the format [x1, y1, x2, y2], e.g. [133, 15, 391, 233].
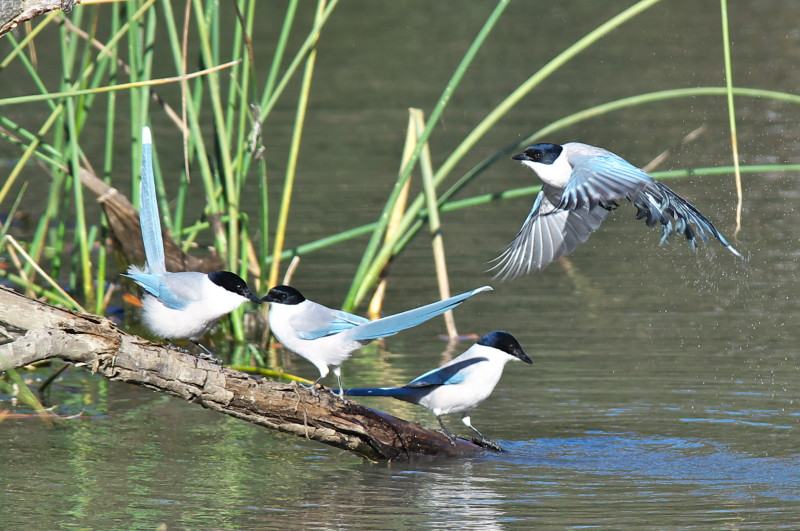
[332, 367, 349, 404]
[300, 376, 323, 397]
[191, 341, 223, 365]
[436, 416, 458, 445]
[462, 415, 503, 452]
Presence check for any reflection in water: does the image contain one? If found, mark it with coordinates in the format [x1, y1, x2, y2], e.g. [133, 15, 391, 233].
[3, 0, 800, 528]
[392, 461, 508, 530]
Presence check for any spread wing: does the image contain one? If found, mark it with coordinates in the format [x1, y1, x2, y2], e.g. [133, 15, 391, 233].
[491, 187, 608, 279]
[559, 152, 652, 210]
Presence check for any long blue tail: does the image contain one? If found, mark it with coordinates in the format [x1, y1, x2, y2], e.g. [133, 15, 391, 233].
[346, 286, 493, 342]
[343, 387, 416, 398]
[139, 127, 167, 274]
[632, 181, 744, 259]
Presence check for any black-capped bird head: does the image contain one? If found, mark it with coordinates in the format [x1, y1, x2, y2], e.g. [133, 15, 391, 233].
[262, 285, 306, 305]
[478, 330, 533, 364]
[512, 143, 564, 165]
[208, 271, 262, 304]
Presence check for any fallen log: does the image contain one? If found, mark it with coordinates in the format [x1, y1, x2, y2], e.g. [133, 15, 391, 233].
[0, 286, 490, 460]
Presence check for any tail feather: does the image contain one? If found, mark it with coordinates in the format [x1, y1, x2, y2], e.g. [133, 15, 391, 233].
[632, 181, 744, 259]
[139, 126, 167, 274]
[345, 286, 492, 342]
[343, 387, 413, 397]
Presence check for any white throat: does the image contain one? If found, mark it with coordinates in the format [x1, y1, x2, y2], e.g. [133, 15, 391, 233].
[522, 154, 573, 189]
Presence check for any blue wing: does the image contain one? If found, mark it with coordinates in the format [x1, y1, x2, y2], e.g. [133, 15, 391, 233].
[560, 153, 652, 210]
[490, 188, 608, 279]
[124, 270, 207, 310]
[343, 286, 492, 342]
[139, 126, 167, 274]
[295, 309, 371, 340]
[632, 181, 744, 258]
[405, 357, 488, 388]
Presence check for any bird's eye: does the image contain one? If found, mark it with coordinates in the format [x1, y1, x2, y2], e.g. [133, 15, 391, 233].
[527, 149, 543, 162]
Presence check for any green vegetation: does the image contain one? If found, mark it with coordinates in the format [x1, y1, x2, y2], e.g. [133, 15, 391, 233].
[0, 0, 797, 352]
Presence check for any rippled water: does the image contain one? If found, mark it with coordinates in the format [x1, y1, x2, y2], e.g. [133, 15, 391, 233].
[3, 0, 800, 528]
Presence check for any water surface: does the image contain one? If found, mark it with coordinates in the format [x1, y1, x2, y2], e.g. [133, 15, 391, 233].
[3, 0, 800, 528]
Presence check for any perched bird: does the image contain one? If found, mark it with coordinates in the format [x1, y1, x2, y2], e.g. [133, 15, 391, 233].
[124, 127, 261, 359]
[263, 285, 493, 398]
[344, 330, 531, 449]
[492, 142, 744, 279]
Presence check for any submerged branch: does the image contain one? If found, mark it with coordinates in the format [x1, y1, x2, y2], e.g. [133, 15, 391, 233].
[0, 286, 488, 461]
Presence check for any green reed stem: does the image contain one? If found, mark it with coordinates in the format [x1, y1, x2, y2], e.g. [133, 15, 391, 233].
[343, 0, 510, 311]
[268, 0, 325, 289]
[66, 100, 93, 302]
[263, 0, 298, 104]
[235, 0, 337, 218]
[0, 185, 28, 243]
[255, 0, 339, 125]
[193, 0, 238, 266]
[158, 0, 221, 236]
[259, 162, 799, 268]
[719, 0, 743, 235]
[413, 109, 458, 339]
[0, 11, 59, 69]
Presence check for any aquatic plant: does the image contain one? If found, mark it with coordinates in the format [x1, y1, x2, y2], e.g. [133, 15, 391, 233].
[0, 0, 797, 345]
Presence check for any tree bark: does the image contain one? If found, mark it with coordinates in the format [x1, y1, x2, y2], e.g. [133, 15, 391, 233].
[0, 286, 490, 460]
[0, 0, 74, 38]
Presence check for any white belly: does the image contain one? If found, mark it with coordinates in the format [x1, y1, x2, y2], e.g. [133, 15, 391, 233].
[140, 295, 220, 341]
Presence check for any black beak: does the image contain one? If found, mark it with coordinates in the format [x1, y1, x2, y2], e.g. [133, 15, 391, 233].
[247, 291, 263, 304]
[516, 348, 533, 365]
[511, 153, 528, 161]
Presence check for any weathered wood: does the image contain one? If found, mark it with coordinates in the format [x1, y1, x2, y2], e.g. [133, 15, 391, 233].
[0, 0, 72, 38]
[0, 286, 488, 460]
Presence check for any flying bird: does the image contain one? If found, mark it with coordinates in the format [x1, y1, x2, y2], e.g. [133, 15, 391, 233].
[124, 127, 261, 360]
[263, 285, 492, 398]
[345, 330, 532, 450]
[492, 142, 744, 279]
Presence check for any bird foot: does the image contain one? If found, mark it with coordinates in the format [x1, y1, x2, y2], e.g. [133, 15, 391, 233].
[299, 381, 325, 398]
[195, 351, 223, 365]
[166, 342, 192, 355]
[472, 437, 504, 453]
[437, 429, 458, 446]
